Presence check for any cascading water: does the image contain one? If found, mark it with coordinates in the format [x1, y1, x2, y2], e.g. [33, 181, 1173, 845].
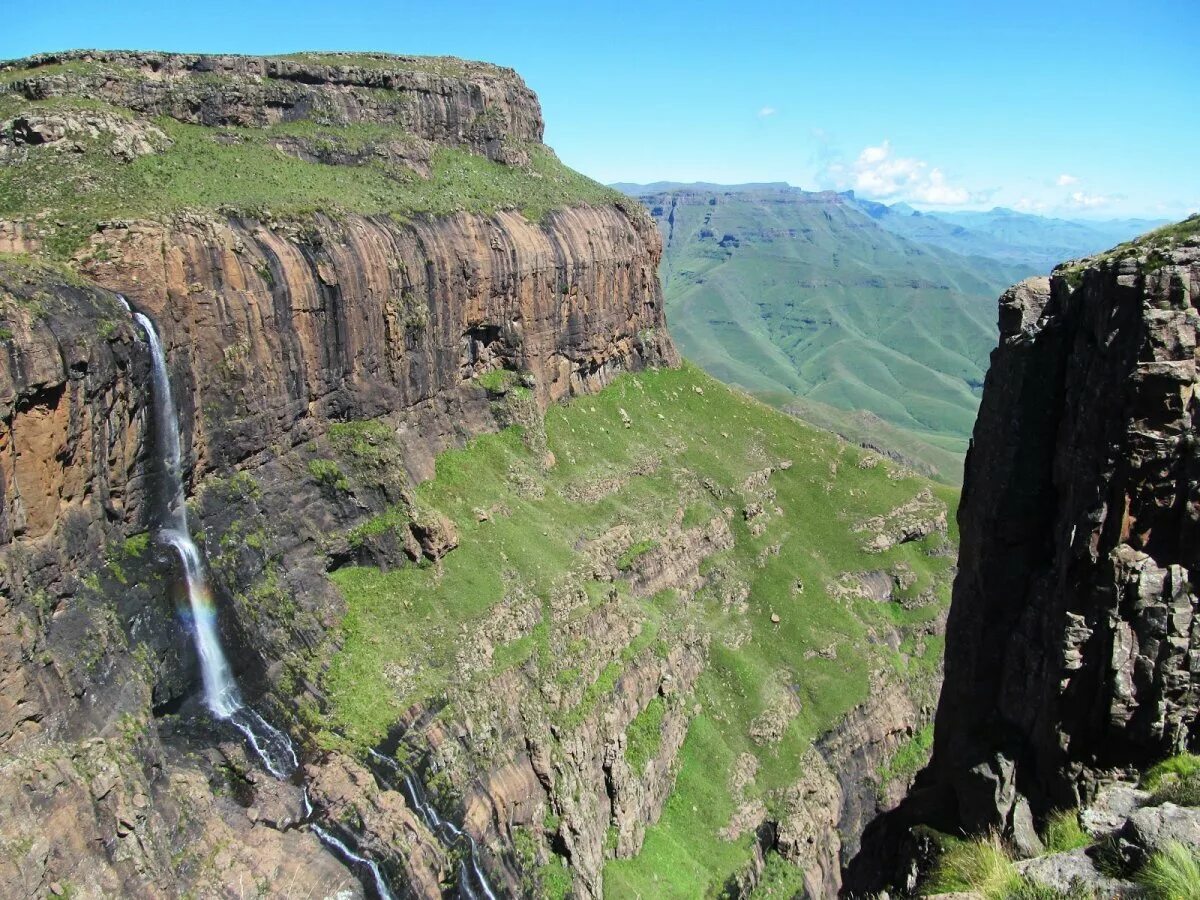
[122, 294, 487, 900]
[125, 298, 298, 779]
[368, 749, 499, 900]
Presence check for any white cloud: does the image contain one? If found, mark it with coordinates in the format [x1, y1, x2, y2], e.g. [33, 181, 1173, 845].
[1055, 174, 1080, 186]
[824, 140, 973, 205]
[1068, 190, 1111, 209]
[757, 106, 778, 118]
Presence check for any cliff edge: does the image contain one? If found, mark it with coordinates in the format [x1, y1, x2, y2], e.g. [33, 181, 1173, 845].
[848, 216, 1199, 893]
[0, 50, 676, 898]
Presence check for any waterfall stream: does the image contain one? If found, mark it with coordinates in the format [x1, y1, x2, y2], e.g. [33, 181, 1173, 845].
[368, 749, 499, 900]
[123, 296, 495, 899]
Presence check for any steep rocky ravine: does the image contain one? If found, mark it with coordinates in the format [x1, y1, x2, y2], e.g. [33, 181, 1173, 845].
[0, 50, 954, 899]
[847, 218, 1200, 895]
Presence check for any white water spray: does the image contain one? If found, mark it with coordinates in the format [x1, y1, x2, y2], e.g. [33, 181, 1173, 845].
[123, 294, 449, 899]
[368, 749, 497, 899]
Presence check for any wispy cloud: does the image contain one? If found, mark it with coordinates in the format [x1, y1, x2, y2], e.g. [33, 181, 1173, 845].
[1055, 174, 1080, 186]
[1068, 190, 1112, 209]
[757, 106, 778, 118]
[824, 140, 976, 205]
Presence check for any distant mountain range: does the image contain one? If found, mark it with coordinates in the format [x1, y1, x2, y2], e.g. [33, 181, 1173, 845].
[853, 199, 1165, 272]
[616, 183, 1164, 480]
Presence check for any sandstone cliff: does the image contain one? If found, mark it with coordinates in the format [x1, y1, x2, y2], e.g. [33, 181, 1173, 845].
[0, 49, 956, 900]
[848, 217, 1199, 894]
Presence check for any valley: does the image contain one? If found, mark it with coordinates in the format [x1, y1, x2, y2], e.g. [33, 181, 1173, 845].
[0, 37, 1194, 900]
[622, 183, 1159, 480]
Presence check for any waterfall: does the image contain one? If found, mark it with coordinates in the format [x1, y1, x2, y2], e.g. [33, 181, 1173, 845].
[121, 295, 470, 900]
[126, 299, 305, 782]
[310, 825, 397, 900]
[368, 749, 498, 899]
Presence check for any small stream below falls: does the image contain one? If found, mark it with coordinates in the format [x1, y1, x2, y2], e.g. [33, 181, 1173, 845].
[121, 296, 498, 900]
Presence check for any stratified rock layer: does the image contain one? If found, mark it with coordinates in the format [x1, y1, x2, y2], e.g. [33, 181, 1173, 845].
[2, 49, 543, 164]
[0, 48, 674, 899]
[934, 239, 1198, 824]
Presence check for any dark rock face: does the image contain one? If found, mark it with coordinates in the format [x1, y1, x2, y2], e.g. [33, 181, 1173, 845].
[934, 242, 1198, 827]
[847, 229, 1198, 892]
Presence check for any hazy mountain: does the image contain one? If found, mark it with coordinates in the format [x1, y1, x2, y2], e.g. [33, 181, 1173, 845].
[610, 181, 798, 195]
[850, 197, 1162, 272]
[916, 206, 1164, 271]
[622, 184, 1033, 480]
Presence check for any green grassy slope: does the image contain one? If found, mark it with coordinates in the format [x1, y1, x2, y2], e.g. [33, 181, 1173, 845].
[0, 58, 629, 258]
[640, 188, 1029, 481]
[318, 363, 957, 897]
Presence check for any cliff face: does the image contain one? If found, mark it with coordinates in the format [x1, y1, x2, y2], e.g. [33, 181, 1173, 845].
[0, 50, 675, 898]
[848, 220, 1199, 891]
[4, 49, 543, 165]
[0, 49, 959, 900]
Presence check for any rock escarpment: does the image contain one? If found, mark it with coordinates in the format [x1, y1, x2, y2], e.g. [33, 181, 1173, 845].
[3, 49, 543, 166]
[0, 49, 674, 898]
[0, 49, 956, 900]
[848, 218, 1199, 893]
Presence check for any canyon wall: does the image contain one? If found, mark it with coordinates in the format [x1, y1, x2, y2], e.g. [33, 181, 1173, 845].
[0, 49, 952, 899]
[848, 221, 1199, 893]
[0, 50, 675, 899]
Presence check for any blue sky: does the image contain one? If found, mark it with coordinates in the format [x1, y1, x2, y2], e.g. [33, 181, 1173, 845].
[5, 0, 1197, 218]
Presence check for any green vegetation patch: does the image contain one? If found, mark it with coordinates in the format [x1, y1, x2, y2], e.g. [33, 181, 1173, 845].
[0, 93, 628, 257]
[924, 834, 1043, 899]
[1139, 841, 1200, 900]
[320, 363, 958, 896]
[877, 722, 934, 792]
[624, 697, 667, 773]
[1041, 810, 1091, 855]
[615, 539, 657, 571]
[1061, 213, 1200, 281]
[1144, 753, 1200, 807]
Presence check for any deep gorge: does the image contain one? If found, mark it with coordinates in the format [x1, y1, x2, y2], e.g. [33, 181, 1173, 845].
[0, 47, 1195, 900]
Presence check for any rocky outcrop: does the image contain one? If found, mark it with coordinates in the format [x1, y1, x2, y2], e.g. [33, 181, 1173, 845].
[306, 753, 451, 897]
[772, 676, 936, 897]
[1, 50, 543, 165]
[76, 203, 672, 479]
[848, 220, 1199, 893]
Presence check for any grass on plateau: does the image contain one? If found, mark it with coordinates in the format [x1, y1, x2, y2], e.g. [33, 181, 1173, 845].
[0, 93, 628, 257]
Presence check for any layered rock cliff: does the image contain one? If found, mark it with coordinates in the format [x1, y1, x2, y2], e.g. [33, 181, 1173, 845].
[0, 50, 675, 898]
[848, 217, 1200, 893]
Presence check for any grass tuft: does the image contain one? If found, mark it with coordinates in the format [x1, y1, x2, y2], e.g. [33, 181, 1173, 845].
[1139, 842, 1200, 900]
[1041, 809, 1091, 855]
[925, 833, 1021, 898]
[1144, 754, 1200, 807]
